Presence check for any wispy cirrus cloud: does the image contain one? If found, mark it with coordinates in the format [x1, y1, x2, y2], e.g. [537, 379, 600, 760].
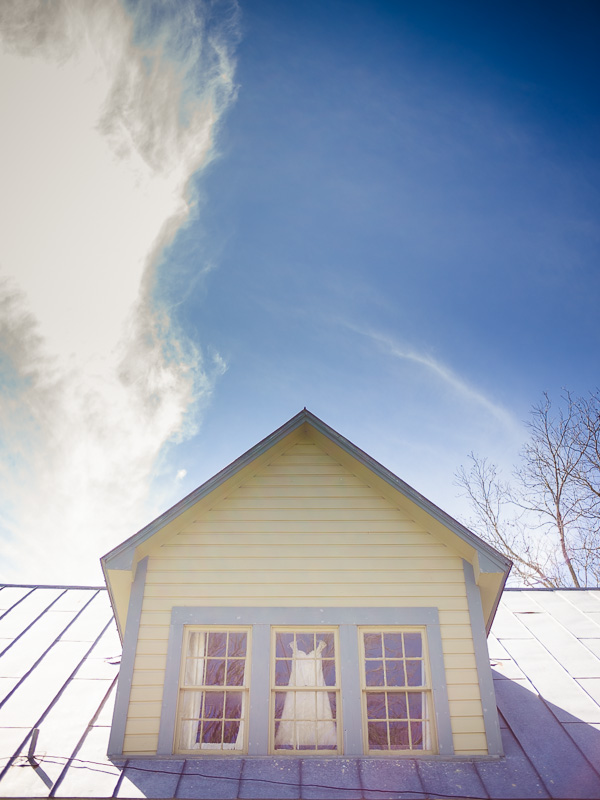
[0, 0, 238, 582]
[347, 324, 519, 433]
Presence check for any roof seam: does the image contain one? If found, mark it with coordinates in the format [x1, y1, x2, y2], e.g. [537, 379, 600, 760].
[0, 586, 37, 621]
[498, 604, 600, 788]
[0, 588, 73, 703]
[0, 588, 73, 661]
[50, 674, 120, 797]
[0, 608, 113, 787]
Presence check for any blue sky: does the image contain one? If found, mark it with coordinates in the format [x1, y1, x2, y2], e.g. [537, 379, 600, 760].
[1, 0, 599, 582]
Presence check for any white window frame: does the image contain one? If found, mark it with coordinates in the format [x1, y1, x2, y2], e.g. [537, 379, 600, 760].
[359, 626, 437, 756]
[175, 626, 252, 755]
[270, 626, 342, 755]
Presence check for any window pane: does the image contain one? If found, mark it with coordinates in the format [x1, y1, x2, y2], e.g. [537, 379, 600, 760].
[410, 721, 424, 749]
[275, 659, 293, 686]
[322, 659, 336, 686]
[406, 660, 424, 687]
[180, 720, 201, 749]
[389, 721, 410, 749]
[223, 720, 240, 744]
[203, 691, 224, 718]
[206, 632, 227, 657]
[295, 632, 316, 654]
[201, 719, 223, 745]
[319, 633, 335, 657]
[274, 691, 288, 720]
[384, 633, 403, 658]
[205, 658, 226, 686]
[404, 632, 422, 658]
[224, 691, 243, 720]
[408, 692, 423, 719]
[227, 632, 247, 657]
[276, 632, 294, 658]
[364, 632, 382, 658]
[385, 660, 405, 687]
[387, 692, 408, 720]
[327, 692, 337, 720]
[365, 660, 384, 686]
[368, 721, 388, 749]
[226, 659, 245, 686]
[366, 692, 386, 720]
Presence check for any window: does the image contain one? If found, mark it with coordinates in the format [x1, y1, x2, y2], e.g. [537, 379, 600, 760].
[360, 628, 434, 754]
[271, 628, 341, 754]
[156, 607, 453, 758]
[176, 628, 250, 753]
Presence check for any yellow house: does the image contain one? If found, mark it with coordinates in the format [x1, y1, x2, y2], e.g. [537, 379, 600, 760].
[102, 409, 511, 761]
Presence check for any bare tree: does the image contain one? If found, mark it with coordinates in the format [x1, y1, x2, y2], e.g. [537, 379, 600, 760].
[456, 390, 600, 588]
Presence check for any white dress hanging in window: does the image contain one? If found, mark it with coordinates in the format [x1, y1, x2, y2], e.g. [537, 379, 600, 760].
[275, 639, 337, 748]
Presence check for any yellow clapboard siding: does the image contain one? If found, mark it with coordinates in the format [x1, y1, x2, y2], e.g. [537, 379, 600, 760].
[130, 685, 164, 703]
[137, 624, 170, 641]
[127, 701, 163, 719]
[451, 717, 485, 734]
[169, 532, 435, 546]
[123, 734, 158, 753]
[216, 495, 397, 510]
[134, 654, 167, 672]
[440, 626, 476, 640]
[441, 638, 475, 654]
[135, 638, 170, 655]
[448, 700, 483, 718]
[439, 610, 472, 625]
[145, 569, 466, 585]
[143, 582, 467, 599]
[447, 684, 482, 702]
[140, 596, 464, 611]
[453, 733, 488, 752]
[443, 653, 477, 670]
[150, 557, 462, 573]
[271, 451, 340, 464]
[444, 668, 479, 685]
[139, 581, 467, 600]
[139, 611, 171, 628]
[241, 474, 366, 486]
[234, 484, 376, 497]
[260, 464, 348, 475]
[126, 717, 160, 736]
[275, 443, 319, 453]
[160, 544, 449, 557]
[130, 669, 165, 686]
[197, 508, 409, 521]
[182, 520, 429, 533]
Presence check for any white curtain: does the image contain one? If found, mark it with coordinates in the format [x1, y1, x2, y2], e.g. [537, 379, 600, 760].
[275, 639, 337, 748]
[180, 631, 206, 750]
[180, 631, 244, 751]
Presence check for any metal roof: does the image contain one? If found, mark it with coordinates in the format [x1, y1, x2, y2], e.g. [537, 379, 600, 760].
[1, 585, 599, 799]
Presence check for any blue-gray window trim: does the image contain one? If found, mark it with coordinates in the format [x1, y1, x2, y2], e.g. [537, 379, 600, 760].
[156, 606, 454, 757]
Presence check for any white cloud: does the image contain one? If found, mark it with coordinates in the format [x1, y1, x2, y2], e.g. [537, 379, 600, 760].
[0, 0, 238, 582]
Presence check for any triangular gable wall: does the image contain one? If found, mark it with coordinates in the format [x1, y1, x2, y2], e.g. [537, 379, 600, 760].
[144, 438, 465, 609]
